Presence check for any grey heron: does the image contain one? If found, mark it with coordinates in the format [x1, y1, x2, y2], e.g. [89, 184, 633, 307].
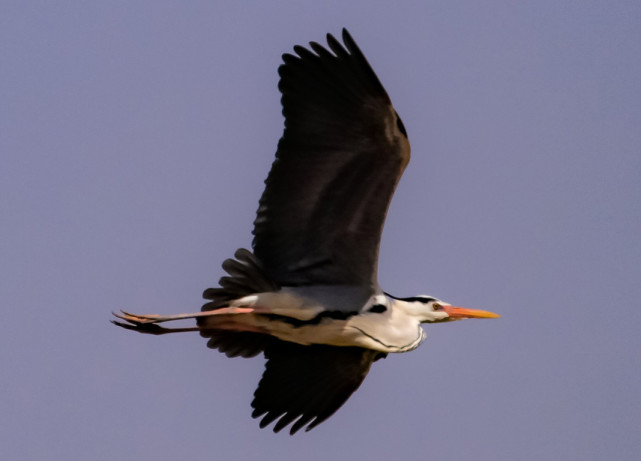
[113, 29, 500, 435]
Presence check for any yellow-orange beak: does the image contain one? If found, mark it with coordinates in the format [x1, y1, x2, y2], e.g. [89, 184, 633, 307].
[443, 306, 501, 319]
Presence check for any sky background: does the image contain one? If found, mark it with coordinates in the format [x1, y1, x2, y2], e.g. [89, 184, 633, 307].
[2, 1, 640, 460]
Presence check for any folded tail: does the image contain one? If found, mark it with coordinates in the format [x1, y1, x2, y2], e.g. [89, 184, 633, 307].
[200, 248, 279, 358]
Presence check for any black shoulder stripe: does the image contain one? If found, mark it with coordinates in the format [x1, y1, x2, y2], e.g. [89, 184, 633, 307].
[263, 310, 358, 328]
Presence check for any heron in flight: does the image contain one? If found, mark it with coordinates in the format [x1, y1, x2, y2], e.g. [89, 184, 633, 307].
[113, 29, 500, 435]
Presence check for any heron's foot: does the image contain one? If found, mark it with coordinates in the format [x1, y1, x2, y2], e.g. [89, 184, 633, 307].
[111, 311, 202, 335]
[110, 318, 170, 335]
[113, 310, 168, 325]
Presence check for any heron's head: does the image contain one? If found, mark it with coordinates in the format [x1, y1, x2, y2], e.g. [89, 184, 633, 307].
[390, 295, 500, 323]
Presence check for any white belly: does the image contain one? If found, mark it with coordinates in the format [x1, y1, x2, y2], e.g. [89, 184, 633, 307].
[250, 308, 426, 353]
[203, 290, 427, 353]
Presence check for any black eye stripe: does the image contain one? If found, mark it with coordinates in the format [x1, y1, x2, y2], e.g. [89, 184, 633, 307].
[399, 296, 435, 304]
[384, 293, 438, 304]
[368, 304, 387, 313]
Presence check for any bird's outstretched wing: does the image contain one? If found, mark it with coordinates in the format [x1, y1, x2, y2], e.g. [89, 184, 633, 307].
[252, 341, 386, 434]
[252, 29, 410, 288]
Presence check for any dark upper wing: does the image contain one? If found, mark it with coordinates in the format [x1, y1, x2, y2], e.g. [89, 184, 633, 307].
[252, 341, 385, 434]
[252, 29, 410, 287]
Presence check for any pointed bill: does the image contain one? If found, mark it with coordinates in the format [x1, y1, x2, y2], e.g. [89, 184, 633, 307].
[443, 306, 501, 319]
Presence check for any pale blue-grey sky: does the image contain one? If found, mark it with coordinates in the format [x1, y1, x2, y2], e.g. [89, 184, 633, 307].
[2, 1, 640, 460]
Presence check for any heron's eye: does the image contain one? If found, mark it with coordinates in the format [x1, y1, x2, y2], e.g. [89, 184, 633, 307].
[432, 303, 442, 311]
